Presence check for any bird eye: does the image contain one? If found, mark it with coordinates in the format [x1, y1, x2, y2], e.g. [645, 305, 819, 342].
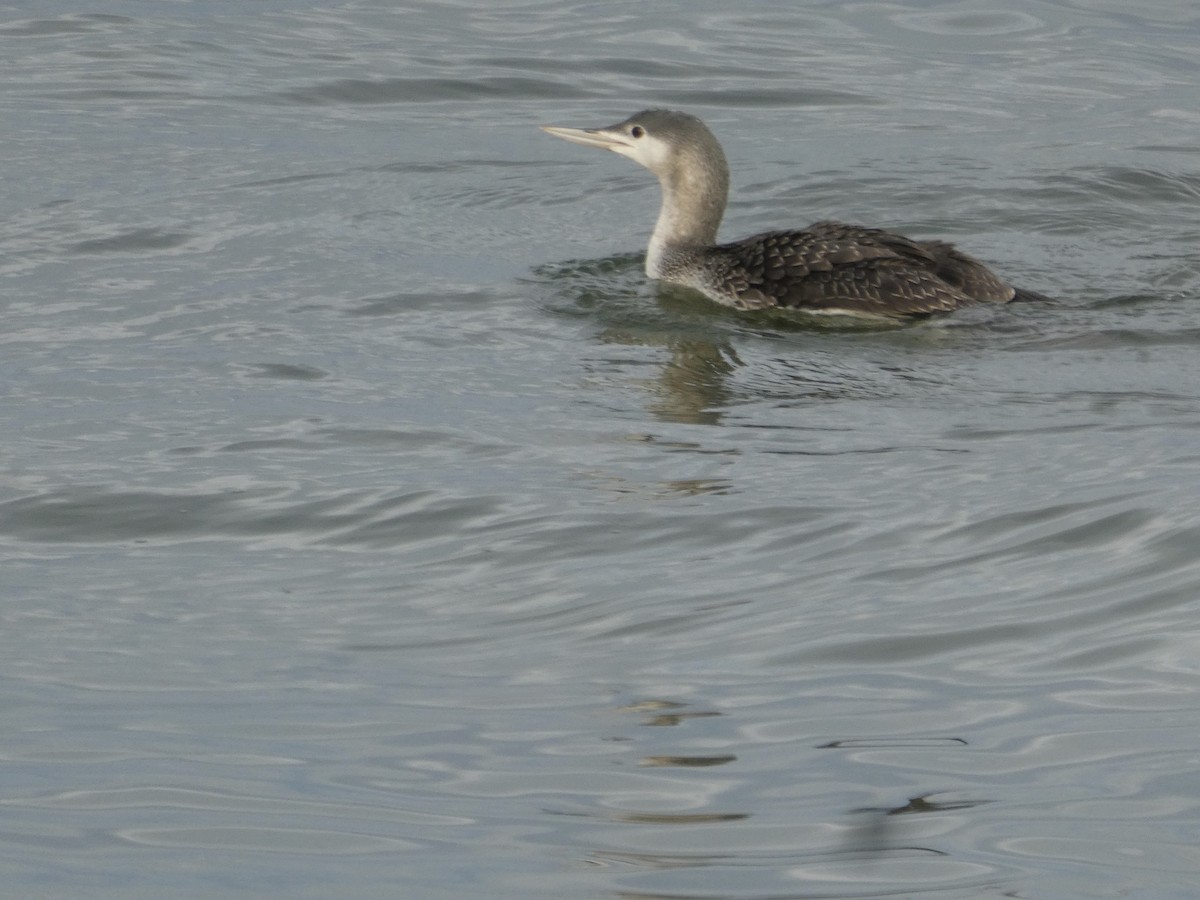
[630, 125, 645, 138]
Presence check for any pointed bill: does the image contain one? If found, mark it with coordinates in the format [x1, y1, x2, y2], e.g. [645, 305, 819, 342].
[540, 124, 631, 151]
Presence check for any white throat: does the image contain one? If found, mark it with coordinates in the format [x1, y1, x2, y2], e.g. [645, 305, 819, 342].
[639, 146, 729, 280]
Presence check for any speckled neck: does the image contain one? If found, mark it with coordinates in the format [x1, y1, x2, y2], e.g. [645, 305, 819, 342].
[645, 137, 729, 278]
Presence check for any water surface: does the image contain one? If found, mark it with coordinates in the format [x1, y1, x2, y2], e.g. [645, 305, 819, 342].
[3, 1, 1200, 897]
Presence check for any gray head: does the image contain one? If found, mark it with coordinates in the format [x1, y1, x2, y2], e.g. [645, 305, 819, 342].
[541, 109, 731, 248]
[542, 110, 726, 182]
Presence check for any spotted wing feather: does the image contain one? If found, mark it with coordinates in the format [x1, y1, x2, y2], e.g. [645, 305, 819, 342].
[702, 222, 1015, 317]
[916, 240, 1016, 303]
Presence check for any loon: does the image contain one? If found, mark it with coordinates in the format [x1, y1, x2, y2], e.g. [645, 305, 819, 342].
[542, 109, 1043, 318]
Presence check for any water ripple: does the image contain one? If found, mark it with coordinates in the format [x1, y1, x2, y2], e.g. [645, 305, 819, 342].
[4, 1, 1200, 898]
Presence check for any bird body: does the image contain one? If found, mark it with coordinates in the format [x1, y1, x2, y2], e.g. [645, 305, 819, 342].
[542, 109, 1038, 318]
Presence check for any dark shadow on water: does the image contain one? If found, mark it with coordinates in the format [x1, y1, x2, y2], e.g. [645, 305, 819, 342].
[638, 755, 737, 768]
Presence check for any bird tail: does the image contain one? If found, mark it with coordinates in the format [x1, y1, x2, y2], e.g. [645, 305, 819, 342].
[1011, 287, 1053, 304]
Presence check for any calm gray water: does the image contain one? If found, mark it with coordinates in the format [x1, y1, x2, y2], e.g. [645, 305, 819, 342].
[4, 1, 1200, 897]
